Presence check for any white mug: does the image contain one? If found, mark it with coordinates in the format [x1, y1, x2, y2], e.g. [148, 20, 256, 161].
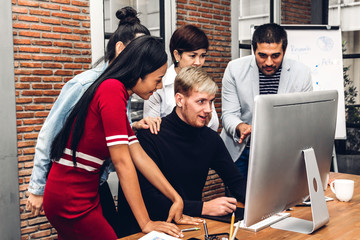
[330, 179, 354, 202]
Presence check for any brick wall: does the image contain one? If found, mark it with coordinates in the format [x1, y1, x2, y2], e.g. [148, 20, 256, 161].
[176, 0, 232, 201]
[281, 0, 311, 24]
[11, 0, 315, 239]
[178, 0, 314, 201]
[177, 0, 231, 129]
[12, 0, 91, 239]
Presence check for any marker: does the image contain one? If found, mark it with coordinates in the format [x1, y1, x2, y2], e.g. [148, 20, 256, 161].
[181, 227, 200, 232]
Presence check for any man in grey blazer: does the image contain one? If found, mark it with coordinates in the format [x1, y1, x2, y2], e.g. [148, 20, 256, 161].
[220, 23, 313, 180]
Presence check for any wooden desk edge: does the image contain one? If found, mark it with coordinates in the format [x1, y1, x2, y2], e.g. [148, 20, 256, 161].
[119, 172, 359, 240]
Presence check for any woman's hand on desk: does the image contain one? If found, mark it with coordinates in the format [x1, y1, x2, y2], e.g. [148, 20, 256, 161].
[202, 197, 237, 216]
[166, 195, 184, 223]
[142, 220, 184, 238]
[132, 116, 162, 134]
[166, 197, 202, 225]
[172, 214, 203, 225]
[166, 198, 202, 225]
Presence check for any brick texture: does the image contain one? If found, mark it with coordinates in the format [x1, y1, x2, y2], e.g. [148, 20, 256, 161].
[12, 0, 313, 239]
[12, 1, 91, 239]
[281, 0, 311, 24]
[176, 0, 232, 201]
[179, 0, 313, 202]
[177, 0, 231, 131]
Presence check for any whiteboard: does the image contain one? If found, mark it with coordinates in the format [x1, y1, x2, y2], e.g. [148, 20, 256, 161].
[284, 26, 346, 139]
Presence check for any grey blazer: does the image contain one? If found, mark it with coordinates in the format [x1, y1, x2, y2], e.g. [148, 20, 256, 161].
[220, 55, 313, 161]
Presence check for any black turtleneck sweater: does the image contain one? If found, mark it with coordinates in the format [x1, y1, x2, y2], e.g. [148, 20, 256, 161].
[116, 109, 246, 236]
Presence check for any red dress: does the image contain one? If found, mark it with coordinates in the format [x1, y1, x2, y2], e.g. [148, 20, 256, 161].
[43, 79, 138, 240]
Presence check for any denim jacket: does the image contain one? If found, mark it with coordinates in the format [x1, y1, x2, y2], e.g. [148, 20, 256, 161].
[28, 62, 132, 195]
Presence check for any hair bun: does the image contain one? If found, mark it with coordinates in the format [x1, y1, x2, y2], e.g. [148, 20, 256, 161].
[116, 6, 140, 25]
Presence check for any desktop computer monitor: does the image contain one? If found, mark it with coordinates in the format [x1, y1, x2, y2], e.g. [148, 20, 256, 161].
[243, 90, 338, 234]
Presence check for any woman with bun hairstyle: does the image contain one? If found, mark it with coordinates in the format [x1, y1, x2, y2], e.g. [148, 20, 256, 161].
[26, 7, 162, 235]
[143, 24, 219, 131]
[43, 36, 193, 240]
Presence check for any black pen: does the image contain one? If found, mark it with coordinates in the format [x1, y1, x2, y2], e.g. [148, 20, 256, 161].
[203, 220, 209, 239]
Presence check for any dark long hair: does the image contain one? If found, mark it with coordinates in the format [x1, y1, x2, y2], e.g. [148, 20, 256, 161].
[50, 36, 167, 164]
[105, 6, 150, 62]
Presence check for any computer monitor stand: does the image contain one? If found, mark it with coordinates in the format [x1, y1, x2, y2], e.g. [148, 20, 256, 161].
[271, 148, 330, 234]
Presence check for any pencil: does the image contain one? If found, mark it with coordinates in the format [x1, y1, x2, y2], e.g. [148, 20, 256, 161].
[229, 212, 235, 239]
[230, 221, 240, 240]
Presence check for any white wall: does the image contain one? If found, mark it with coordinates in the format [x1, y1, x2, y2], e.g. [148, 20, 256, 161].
[329, 1, 360, 104]
[90, 0, 105, 65]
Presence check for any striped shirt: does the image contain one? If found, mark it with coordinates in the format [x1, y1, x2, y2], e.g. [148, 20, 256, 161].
[259, 66, 282, 94]
[57, 79, 138, 173]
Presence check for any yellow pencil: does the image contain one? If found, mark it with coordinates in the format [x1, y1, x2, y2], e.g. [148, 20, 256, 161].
[229, 212, 235, 239]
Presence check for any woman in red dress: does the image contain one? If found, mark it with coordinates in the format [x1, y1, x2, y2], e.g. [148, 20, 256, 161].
[43, 36, 193, 240]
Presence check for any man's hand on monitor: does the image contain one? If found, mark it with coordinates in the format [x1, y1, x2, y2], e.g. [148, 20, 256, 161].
[202, 197, 237, 216]
[236, 123, 252, 144]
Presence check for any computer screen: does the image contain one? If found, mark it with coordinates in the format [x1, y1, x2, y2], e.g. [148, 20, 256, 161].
[243, 90, 338, 234]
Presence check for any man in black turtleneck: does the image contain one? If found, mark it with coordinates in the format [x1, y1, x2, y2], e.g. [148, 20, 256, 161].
[117, 67, 246, 237]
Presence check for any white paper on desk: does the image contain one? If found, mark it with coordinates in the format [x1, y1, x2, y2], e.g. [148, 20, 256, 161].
[139, 231, 181, 240]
